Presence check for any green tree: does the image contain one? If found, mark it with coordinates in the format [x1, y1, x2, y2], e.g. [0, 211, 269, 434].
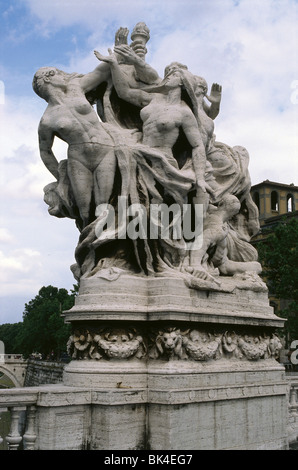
[257, 218, 298, 346]
[0, 322, 23, 354]
[17, 285, 77, 358]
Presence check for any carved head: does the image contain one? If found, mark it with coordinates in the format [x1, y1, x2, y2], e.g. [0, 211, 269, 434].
[194, 75, 208, 97]
[32, 67, 67, 101]
[160, 329, 181, 350]
[164, 62, 188, 78]
[163, 64, 203, 122]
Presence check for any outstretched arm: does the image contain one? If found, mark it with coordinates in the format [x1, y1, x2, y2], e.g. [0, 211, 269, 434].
[114, 44, 160, 84]
[94, 49, 151, 107]
[38, 121, 59, 179]
[79, 61, 111, 94]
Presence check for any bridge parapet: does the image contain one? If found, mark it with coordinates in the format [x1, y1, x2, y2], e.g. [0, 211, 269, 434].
[0, 387, 38, 449]
[0, 377, 297, 450]
[2, 355, 25, 363]
[0, 356, 28, 388]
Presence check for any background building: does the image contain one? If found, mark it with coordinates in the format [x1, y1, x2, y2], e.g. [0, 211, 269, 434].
[251, 180, 298, 228]
[251, 180, 298, 366]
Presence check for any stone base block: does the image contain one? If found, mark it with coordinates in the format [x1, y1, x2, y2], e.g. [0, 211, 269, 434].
[32, 360, 288, 450]
[46, 274, 288, 450]
[148, 395, 287, 450]
[63, 360, 147, 389]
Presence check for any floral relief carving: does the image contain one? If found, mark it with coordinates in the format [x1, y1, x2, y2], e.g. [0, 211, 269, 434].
[182, 330, 222, 361]
[67, 328, 146, 360]
[67, 326, 282, 362]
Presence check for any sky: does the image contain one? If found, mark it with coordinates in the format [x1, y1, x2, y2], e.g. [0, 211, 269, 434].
[0, 0, 297, 325]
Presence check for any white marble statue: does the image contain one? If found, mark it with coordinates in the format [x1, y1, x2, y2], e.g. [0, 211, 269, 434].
[34, 22, 261, 289]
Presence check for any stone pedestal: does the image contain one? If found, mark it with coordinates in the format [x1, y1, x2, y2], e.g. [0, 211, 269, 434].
[47, 274, 289, 450]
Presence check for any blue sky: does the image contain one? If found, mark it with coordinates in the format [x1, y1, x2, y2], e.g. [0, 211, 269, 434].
[0, 0, 297, 324]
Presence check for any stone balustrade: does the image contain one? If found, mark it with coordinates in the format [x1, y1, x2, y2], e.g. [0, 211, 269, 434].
[0, 388, 38, 450]
[0, 376, 297, 450]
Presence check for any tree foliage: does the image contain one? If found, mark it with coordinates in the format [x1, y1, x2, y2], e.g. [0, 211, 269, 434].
[257, 218, 298, 345]
[0, 285, 78, 358]
[0, 322, 23, 354]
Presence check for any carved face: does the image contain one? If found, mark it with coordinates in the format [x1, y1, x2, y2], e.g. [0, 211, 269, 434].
[44, 68, 67, 89]
[163, 70, 182, 89]
[194, 76, 208, 96]
[161, 331, 180, 350]
[33, 67, 67, 100]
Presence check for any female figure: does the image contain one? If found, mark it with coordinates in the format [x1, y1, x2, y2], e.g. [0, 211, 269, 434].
[33, 64, 117, 230]
[94, 50, 211, 196]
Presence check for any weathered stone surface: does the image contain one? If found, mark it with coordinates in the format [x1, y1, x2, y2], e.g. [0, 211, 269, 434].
[33, 20, 262, 288]
[24, 360, 64, 387]
[4, 359, 287, 450]
[29, 21, 289, 450]
[63, 275, 281, 326]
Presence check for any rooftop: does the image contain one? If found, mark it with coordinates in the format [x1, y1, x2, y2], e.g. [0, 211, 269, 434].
[251, 180, 298, 190]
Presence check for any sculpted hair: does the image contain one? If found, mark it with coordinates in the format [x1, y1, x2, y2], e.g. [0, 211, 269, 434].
[32, 68, 84, 101]
[164, 62, 188, 77]
[32, 67, 54, 101]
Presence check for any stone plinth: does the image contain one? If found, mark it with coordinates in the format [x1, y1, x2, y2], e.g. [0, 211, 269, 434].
[63, 275, 279, 325]
[30, 359, 288, 450]
[44, 274, 289, 450]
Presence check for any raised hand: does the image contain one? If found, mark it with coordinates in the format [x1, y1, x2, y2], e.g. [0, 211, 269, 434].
[114, 45, 140, 65]
[206, 83, 222, 104]
[196, 179, 213, 194]
[115, 27, 129, 46]
[94, 49, 116, 64]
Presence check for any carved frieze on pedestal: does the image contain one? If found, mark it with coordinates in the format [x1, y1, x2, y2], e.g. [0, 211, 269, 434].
[66, 323, 282, 363]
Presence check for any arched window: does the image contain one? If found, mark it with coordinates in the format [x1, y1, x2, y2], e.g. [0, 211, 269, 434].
[271, 191, 279, 211]
[253, 191, 260, 210]
[287, 194, 295, 212]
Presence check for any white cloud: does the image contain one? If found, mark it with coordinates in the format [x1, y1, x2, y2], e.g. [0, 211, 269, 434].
[0, 94, 78, 304]
[0, 248, 42, 295]
[0, 228, 15, 244]
[0, 216, 78, 298]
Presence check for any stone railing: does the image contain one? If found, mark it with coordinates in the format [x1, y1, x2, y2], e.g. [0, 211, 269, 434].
[1, 354, 25, 362]
[0, 388, 38, 450]
[287, 375, 298, 446]
[0, 376, 298, 450]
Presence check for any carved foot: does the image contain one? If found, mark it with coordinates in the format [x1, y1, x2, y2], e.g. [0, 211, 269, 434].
[183, 266, 221, 286]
